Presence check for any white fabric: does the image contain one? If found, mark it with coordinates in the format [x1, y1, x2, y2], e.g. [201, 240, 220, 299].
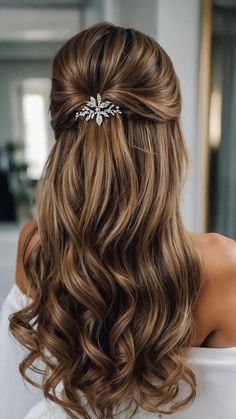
[1, 284, 236, 419]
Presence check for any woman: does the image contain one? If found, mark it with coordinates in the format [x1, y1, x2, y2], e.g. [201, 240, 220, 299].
[1, 22, 236, 419]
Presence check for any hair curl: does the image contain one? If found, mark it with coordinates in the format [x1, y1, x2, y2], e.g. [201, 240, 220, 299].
[10, 22, 203, 418]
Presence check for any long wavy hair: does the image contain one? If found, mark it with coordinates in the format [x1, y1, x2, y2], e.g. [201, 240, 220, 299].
[10, 22, 203, 418]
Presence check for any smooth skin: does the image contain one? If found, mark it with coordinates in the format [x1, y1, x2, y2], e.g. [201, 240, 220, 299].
[15, 221, 236, 348]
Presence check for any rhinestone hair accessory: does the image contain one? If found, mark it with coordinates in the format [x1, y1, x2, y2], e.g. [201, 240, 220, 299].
[75, 93, 122, 126]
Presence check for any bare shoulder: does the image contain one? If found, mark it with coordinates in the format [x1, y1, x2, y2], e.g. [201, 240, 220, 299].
[190, 230, 236, 253]
[191, 231, 236, 278]
[15, 219, 40, 294]
[189, 231, 236, 346]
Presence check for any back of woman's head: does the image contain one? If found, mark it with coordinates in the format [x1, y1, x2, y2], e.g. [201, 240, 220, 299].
[10, 22, 203, 419]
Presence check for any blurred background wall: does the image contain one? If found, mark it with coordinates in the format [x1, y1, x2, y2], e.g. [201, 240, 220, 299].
[0, 0, 236, 304]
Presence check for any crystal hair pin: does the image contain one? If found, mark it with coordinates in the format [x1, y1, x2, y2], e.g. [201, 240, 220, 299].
[75, 93, 122, 126]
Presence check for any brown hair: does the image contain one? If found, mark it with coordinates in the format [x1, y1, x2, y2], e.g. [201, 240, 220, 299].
[10, 22, 203, 418]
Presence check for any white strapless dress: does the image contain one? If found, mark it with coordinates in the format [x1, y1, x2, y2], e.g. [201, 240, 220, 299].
[1, 285, 236, 419]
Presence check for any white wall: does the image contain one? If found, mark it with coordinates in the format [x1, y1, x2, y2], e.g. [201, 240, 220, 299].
[0, 60, 51, 147]
[103, 0, 158, 39]
[102, 0, 203, 232]
[0, 8, 82, 41]
[156, 0, 202, 231]
[0, 224, 20, 306]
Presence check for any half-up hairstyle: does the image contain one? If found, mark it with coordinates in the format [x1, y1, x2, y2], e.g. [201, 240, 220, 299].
[10, 22, 203, 418]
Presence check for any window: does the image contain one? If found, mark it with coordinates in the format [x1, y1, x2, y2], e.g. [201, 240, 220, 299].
[21, 78, 51, 179]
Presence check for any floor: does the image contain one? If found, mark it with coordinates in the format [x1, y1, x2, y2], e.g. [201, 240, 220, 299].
[0, 223, 20, 306]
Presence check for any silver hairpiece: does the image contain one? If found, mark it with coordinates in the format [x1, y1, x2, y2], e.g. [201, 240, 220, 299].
[75, 93, 122, 126]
